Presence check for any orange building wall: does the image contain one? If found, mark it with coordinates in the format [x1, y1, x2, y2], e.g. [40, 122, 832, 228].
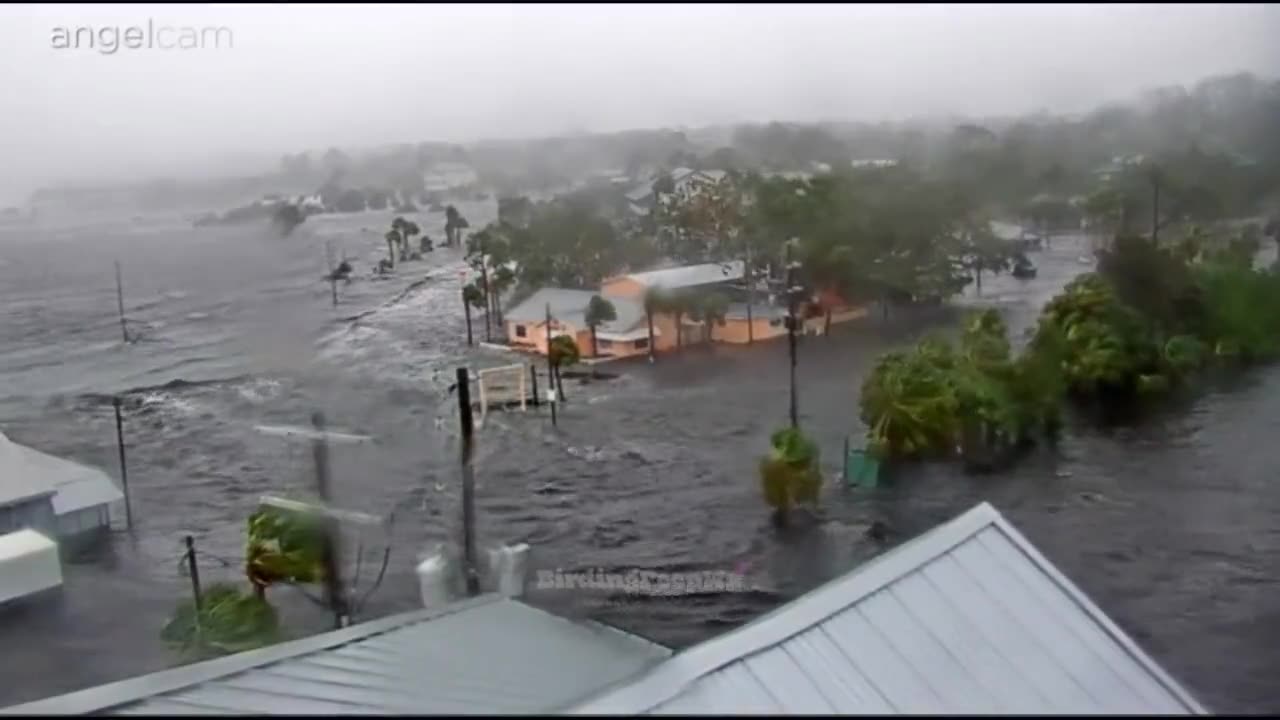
[715, 317, 788, 344]
[506, 320, 591, 357]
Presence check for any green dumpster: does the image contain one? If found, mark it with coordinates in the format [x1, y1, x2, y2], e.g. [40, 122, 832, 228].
[843, 438, 882, 488]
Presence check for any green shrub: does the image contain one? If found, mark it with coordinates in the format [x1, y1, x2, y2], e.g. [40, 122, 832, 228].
[161, 583, 281, 660]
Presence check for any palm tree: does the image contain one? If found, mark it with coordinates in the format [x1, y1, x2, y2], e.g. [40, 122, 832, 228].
[547, 334, 580, 399]
[584, 295, 618, 358]
[445, 206, 470, 247]
[462, 283, 485, 345]
[444, 206, 459, 247]
[384, 229, 401, 268]
[490, 265, 516, 328]
[667, 292, 690, 349]
[400, 220, 420, 261]
[642, 286, 664, 363]
[759, 427, 822, 528]
[698, 292, 730, 343]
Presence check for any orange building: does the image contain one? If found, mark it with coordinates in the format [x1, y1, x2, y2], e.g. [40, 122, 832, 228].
[504, 261, 870, 358]
[504, 288, 653, 359]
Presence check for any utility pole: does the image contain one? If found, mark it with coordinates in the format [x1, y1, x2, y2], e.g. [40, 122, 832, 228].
[325, 241, 338, 307]
[479, 237, 492, 343]
[310, 411, 348, 629]
[114, 261, 129, 343]
[784, 239, 800, 429]
[184, 535, 203, 612]
[1151, 165, 1161, 244]
[545, 303, 557, 427]
[744, 244, 755, 344]
[455, 367, 480, 597]
[462, 289, 474, 346]
[112, 396, 133, 530]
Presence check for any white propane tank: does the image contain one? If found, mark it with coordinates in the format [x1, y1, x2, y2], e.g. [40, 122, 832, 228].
[415, 548, 455, 610]
[483, 543, 530, 598]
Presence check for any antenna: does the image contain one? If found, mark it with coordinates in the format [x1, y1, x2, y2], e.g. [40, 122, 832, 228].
[114, 261, 129, 343]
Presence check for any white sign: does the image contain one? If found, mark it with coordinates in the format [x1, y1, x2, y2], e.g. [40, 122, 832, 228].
[546, 388, 557, 402]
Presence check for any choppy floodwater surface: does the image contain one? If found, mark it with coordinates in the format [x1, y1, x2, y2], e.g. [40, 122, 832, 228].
[0, 212, 1276, 712]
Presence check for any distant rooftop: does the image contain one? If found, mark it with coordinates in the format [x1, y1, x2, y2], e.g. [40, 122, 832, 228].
[0, 431, 122, 515]
[621, 261, 745, 291]
[570, 502, 1206, 715]
[505, 288, 646, 334]
[6, 595, 671, 715]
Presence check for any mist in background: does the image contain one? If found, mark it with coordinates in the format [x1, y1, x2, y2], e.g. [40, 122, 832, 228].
[1, 3, 1277, 204]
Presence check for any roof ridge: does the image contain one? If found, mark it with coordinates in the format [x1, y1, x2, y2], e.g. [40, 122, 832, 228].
[567, 503, 1002, 713]
[1, 595, 504, 715]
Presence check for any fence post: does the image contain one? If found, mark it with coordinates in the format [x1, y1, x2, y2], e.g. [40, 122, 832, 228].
[185, 535, 203, 612]
[311, 412, 348, 629]
[112, 396, 133, 529]
[529, 364, 540, 407]
[456, 367, 480, 597]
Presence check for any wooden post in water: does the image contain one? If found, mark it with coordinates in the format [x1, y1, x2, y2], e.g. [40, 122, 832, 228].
[112, 396, 133, 530]
[114, 261, 129, 343]
[455, 367, 480, 597]
[325, 241, 338, 307]
[462, 289, 473, 346]
[529, 364, 540, 407]
[544, 303, 557, 427]
[310, 411, 348, 629]
[185, 535, 203, 612]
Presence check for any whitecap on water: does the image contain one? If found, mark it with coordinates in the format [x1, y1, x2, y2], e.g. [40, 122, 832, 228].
[236, 378, 283, 404]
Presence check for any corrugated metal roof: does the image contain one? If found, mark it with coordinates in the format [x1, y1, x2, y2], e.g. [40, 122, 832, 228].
[0, 432, 114, 510]
[568, 502, 1206, 715]
[624, 261, 745, 292]
[505, 289, 645, 334]
[0, 432, 122, 515]
[5, 595, 671, 715]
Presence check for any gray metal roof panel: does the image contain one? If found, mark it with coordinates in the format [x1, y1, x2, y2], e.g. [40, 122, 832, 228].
[624, 261, 745, 291]
[568, 502, 1206, 715]
[505, 288, 645, 334]
[6, 594, 670, 716]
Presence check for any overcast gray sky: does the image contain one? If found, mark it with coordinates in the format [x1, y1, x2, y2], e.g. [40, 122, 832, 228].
[1, 3, 1277, 204]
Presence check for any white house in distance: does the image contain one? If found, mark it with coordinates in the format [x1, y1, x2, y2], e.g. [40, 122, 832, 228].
[851, 158, 900, 169]
[626, 168, 729, 216]
[0, 431, 123, 540]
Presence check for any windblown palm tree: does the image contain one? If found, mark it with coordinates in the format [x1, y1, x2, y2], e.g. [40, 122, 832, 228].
[547, 334, 580, 399]
[642, 286, 665, 363]
[384, 229, 401, 267]
[584, 295, 618, 358]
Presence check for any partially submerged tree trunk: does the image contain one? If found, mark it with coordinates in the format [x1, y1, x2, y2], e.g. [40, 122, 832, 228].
[480, 262, 492, 343]
[646, 312, 656, 363]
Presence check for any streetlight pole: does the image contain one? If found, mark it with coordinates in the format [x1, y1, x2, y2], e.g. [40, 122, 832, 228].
[784, 238, 801, 429]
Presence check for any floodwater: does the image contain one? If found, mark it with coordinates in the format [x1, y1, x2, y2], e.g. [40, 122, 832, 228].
[0, 211, 1276, 712]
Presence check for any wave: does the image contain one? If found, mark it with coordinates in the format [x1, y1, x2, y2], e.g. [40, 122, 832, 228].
[78, 374, 252, 404]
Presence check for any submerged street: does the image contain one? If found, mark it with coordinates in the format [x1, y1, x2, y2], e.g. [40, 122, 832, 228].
[0, 221, 1276, 712]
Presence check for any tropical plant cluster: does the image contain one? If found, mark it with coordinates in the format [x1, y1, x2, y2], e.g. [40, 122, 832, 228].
[859, 226, 1280, 468]
[759, 427, 823, 523]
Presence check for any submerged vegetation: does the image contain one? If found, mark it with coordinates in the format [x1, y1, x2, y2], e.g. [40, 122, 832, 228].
[860, 227, 1280, 470]
[759, 427, 822, 525]
[162, 505, 328, 659]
